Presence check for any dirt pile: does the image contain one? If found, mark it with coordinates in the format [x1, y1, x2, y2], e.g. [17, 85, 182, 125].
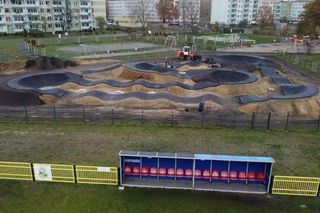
[25, 56, 78, 70]
[0, 61, 27, 74]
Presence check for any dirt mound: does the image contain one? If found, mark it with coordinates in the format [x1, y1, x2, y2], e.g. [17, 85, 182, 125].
[239, 95, 320, 118]
[25, 57, 78, 70]
[119, 68, 155, 81]
[0, 60, 27, 74]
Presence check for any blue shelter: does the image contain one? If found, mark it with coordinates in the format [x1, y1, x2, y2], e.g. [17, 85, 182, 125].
[119, 150, 275, 194]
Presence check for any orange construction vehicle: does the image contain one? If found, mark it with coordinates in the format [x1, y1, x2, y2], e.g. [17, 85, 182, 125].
[176, 46, 200, 60]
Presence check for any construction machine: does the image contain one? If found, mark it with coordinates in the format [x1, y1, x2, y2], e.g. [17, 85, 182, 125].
[176, 46, 201, 60]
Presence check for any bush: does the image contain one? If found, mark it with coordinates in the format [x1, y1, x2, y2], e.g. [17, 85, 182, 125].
[29, 29, 44, 38]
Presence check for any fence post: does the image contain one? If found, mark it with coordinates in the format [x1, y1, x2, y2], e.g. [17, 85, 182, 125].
[141, 109, 144, 126]
[24, 106, 29, 124]
[82, 107, 86, 124]
[316, 115, 320, 132]
[285, 113, 289, 131]
[53, 106, 57, 124]
[266, 112, 272, 131]
[232, 112, 236, 128]
[171, 110, 174, 127]
[111, 108, 114, 126]
[304, 59, 307, 68]
[250, 112, 255, 130]
[201, 111, 204, 128]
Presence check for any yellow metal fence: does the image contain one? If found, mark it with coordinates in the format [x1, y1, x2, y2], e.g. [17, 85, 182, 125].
[0, 161, 33, 181]
[76, 165, 118, 185]
[272, 176, 320, 197]
[33, 163, 75, 183]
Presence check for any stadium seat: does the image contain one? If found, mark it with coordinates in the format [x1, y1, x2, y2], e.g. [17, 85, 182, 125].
[238, 171, 246, 181]
[203, 169, 210, 179]
[212, 170, 219, 180]
[141, 166, 149, 176]
[150, 167, 157, 176]
[133, 165, 140, 175]
[257, 172, 265, 182]
[185, 169, 193, 178]
[229, 171, 238, 180]
[168, 168, 175, 177]
[195, 169, 202, 178]
[176, 168, 184, 177]
[159, 168, 167, 176]
[248, 171, 256, 181]
[124, 165, 132, 174]
[220, 170, 229, 180]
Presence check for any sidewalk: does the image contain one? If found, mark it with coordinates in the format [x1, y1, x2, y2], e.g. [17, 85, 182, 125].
[75, 48, 178, 59]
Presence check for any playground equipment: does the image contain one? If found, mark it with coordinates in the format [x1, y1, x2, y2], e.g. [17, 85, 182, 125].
[119, 150, 275, 194]
[164, 36, 177, 49]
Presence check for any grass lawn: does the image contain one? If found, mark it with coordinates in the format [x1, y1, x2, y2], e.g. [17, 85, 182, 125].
[0, 123, 319, 212]
[242, 34, 281, 44]
[276, 53, 320, 78]
[0, 41, 26, 63]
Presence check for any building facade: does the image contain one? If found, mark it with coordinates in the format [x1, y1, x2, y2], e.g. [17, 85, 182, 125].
[107, 0, 200, 24]
[210, 0, 311, 25]
[211, 0, 259, 25]
[0, 0, 107, 34]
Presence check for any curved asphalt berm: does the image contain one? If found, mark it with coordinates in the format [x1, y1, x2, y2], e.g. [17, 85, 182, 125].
[5, 54, 319, 105]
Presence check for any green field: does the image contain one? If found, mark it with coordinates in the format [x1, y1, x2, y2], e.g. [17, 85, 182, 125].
[0, 123, 319, 212]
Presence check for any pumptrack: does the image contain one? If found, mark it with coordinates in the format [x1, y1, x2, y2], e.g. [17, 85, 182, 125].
[5, 55, 318, 106]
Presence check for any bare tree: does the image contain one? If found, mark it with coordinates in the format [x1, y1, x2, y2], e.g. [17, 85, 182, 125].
[128, 0, 152, 31]
[180, 0, 200, 33]
[255, 6, 274, 30]
[156, 0, 179, 23]
[56, 0, 75, 32]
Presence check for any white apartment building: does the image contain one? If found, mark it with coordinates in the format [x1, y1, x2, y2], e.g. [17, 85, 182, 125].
[210, 0, 311, 25]
[211, 0, 259, 25]
[107, 0, 200, 23]
[0, 0, 106, 34]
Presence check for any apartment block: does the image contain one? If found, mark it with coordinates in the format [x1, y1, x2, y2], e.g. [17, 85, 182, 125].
[0, 0, 107, 34]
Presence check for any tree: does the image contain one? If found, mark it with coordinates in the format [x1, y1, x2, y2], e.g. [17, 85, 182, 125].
[213, 21, 219, 33]
[255, 6, 274, 30]
[96, 17, 106, 33]
[238, 20, 248, 29]
[128, 0, 152, 31]
[180, 0, 200, 33]
[156, 0, 179, 23]
[297, 0, 320, 36]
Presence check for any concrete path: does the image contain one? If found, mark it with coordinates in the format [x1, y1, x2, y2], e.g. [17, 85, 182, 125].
[59, 42, 159, 53]
[75, 48, 177, 59]
[220, 42, 320, 54]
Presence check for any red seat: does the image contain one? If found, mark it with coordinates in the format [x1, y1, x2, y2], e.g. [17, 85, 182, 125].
[220, 170, 229, 180]
[124, 165, 132, 174]
[133, 166, 140, 175]
[203, 169, 210, 179]
[212, 170, 219, 180]
[248, 171, 256, 181]
[176, 168, 184, 177]
[141, 166, 149, 176]
[185, 169, 193, 178]
[229, 171, 238, 180]
[150, 167, 157, 176]
[159, 168, 167, 176]
[195, 169, 202, 178]
[168, 168, 175, 177]
[239, 171, 246, 181]
[257, 172, 265, 182]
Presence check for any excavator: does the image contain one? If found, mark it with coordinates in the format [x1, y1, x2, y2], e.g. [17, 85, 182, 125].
[176, 46, 201, 60]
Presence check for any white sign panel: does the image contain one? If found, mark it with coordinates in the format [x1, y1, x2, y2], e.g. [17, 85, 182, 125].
[33, 164, 53, 181]
[97, 167, 111, 172]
